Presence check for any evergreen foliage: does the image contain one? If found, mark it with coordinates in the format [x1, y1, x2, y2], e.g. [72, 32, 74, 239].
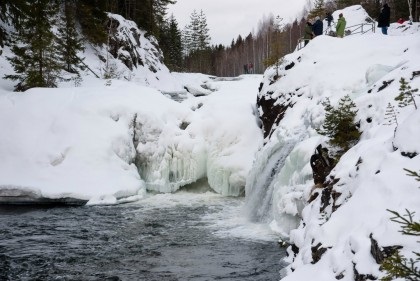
[381, 208, 420, 281]
[336, 0, 360, 9]
[381, 170, 420, 281]
[404, 168, 420, 181]
[317, 95, 361, 157]
[395, 77, 419, 110]
[263, 16, 285, 77]
[182, 10, 212, 73]
[160, 15, 183, 71]
[106, 0, 175, 40]
[4, 0, 62, 91]
[309, 0, 326, 19]
[75, 0, 107, 45]
[384, 102, 399, 137]
[57, 1, 86, 74]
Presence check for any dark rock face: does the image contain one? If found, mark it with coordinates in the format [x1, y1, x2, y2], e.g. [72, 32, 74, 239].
[256, 92, 292, 139]
[107, 18, 144, 70]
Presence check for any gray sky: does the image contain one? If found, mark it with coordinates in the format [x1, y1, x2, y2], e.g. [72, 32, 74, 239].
[167, 0, 312, 46]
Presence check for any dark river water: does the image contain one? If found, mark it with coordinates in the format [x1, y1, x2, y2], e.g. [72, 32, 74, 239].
[0, 192, 286, 281]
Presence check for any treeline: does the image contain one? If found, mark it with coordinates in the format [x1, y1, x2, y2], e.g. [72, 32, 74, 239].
[167, 10, 307, 77]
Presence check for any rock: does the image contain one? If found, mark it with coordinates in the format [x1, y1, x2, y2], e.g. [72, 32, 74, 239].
[370, 233, 403, 264]
[311, 242, 328, 264]
[257, 92, 291, 139]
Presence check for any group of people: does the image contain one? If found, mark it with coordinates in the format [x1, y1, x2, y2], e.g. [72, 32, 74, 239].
[303, 16, 323, 46]
[243, 63, 253, 74]
[304, 12, 347, 46]
[303, 3, 392, 47]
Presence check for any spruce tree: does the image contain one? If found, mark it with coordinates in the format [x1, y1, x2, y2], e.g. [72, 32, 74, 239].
[160, 15, 183, 71]
[182, 9, 212, 73]
[57, 1, 86, 74]
[381, 206, 420, 281]
[197, 10, 211, 51]
[317, 95, 361, 157]
[75, 0, 107, 45]
[5, 0, 62, 91]
[384, 102, 399, 137]
[395, 77, 419, 110]
[309, 0, 326, 19]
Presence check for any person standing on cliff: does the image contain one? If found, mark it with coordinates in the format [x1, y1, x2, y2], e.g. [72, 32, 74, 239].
[377, 3, 391, 35]
[313, 16, 324, 37]
[336, 13, 346, 38]
[304, 20, 314, 46]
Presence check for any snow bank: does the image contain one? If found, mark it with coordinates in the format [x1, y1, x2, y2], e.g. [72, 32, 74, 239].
[0, 72, 263, 202]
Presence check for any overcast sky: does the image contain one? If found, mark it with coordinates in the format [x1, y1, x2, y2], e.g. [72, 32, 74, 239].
[167, 0, 313, 46]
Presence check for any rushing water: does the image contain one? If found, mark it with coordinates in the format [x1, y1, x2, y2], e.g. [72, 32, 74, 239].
[0, 191, 286, 281]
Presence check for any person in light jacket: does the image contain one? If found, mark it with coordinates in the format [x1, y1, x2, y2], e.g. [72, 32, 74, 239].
[336, 13, 346, 38]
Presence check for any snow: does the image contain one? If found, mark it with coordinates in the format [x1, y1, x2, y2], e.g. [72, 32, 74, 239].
[0, 13, 264, 203]
[0, 74, 263, 202]
[251, 5, 420, 281]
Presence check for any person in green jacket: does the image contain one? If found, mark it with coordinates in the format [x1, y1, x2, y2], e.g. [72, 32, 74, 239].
[304, 20, 314, 46]
[336, 13, 346, 38]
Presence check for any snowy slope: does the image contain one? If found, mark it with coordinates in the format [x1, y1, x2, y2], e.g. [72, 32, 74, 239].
[0, 74, 263, 204]
[246, 5, 420, 281]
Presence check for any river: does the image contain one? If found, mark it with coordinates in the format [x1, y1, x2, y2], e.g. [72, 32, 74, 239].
[0, 189, 286, 281]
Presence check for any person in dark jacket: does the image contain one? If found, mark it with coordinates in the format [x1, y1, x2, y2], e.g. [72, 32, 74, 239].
[377, 3, 391, 35]
[312, 16, 324, 36]
[304, 20, 314, 46]
[325, 12, 333, 27]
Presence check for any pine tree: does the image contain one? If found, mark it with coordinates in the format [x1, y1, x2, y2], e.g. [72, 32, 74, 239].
[182, 9, 212, 73]
[263, 15, 285, 77]
[336, 0, 360, 9]
[75, 0, 107, 45]
[309, 0, 326, 19]
[384, 102, 399, 137]
[160, 15, 183, 71]
[395, 77, 419, 110]
[57, 1, 86, 74]
[4, 0, 62, 91]
[317, 95, 361, 157]
[197, 10, 211, 50]
[381, 207, 420, 281]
